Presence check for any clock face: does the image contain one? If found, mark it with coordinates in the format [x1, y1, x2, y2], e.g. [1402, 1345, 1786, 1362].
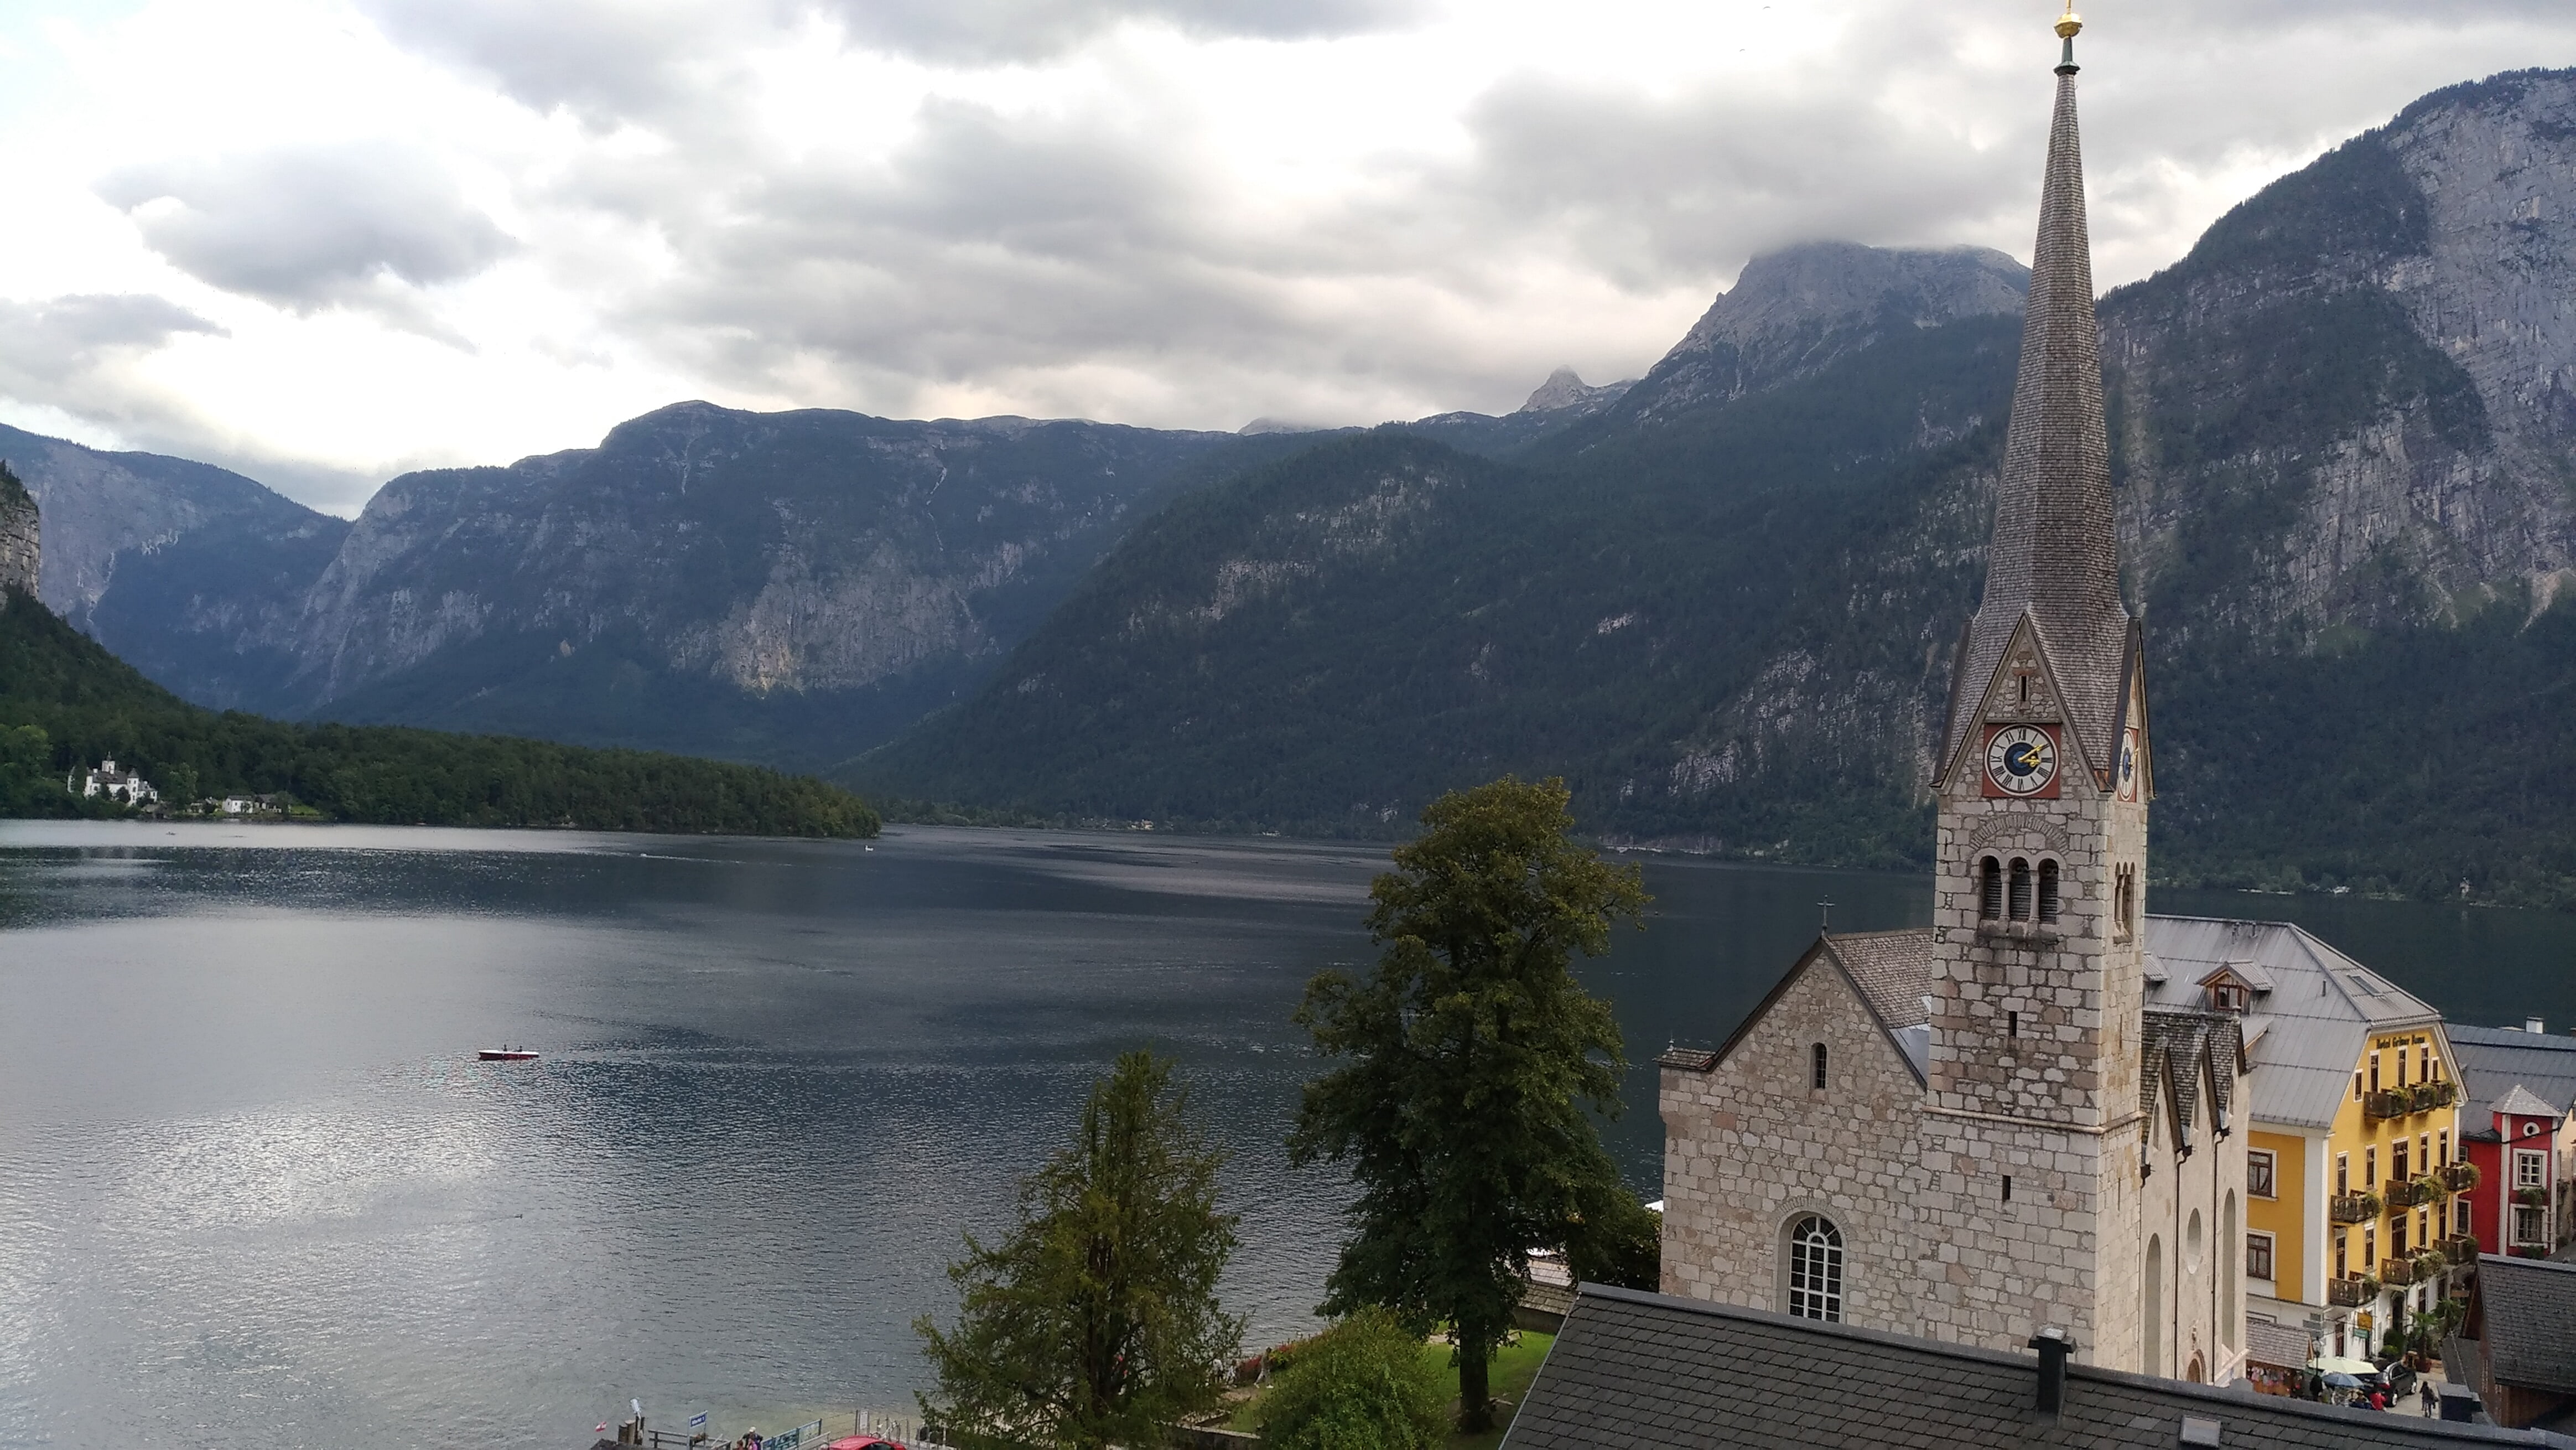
[2117, 728, 2140, 803]
[1986, 724, 2058, 797]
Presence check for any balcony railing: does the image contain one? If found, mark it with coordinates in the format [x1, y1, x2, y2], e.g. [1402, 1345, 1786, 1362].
[2412, 1250, 2451, 1282]
[2329, 1277, 2379, 1307]
[2387, 1177, 2441, 1209]
[2443, 1234, 2481, 1264]
[2440, 1162, 2481, 1193]
[2381, 1257, 2421, 1286]
[2364, 1090, 2412, 1121]
[2330, 1193, 2384, 1224]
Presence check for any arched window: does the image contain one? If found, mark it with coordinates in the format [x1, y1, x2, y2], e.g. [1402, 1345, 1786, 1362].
[1811, 1042, 1829, 1091]
[2037, 860, 2060, 923]
[2114, 864, 2137, 942]
[2144, 1235, 2165, 1375]
[1786, 1215, 1845, 1322]
[1978, 856, 2003, 920]
[2008, 858, 2033, 920]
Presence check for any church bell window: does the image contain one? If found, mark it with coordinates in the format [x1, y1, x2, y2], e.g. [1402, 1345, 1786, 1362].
[2008, 859, 2033, 920]
[1978, 857, 2002, 920]
[2037, 860, 2060, 923]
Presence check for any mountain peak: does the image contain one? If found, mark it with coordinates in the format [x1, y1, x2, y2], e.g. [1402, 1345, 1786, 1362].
[1616, 241, 2030, 424]
[1516, 366, 1635, 417]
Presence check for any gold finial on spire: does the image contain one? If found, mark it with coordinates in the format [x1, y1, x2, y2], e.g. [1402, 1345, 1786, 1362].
[2055, 5, 2083, 40]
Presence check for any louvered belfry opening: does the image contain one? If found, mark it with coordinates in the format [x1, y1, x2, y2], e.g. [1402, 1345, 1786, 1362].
[2008, 859, 2033, 920]
[1979, 857, 2004, 919]
[2038, 860, 2061, 922]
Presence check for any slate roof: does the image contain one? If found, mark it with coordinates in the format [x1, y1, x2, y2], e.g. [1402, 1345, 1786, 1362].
[1504, 1284, 2569, 1449]
[2245, 1316, 2313, 1371]
[2142, 915, 2442, 1131]
[2452, 1023, 2576, 1127]
[1939, 62, 2133, 786]
[2141, 1007, 2245, 1146]
[2474, 1255, 2576, 1397]
[2497, 1085, 2564, 1122]
[1824, 929, 1931, 1029]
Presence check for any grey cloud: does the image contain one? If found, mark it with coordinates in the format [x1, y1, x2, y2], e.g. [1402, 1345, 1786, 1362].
[98, 144, 516, 312]
[358, 0, 1420, 127]
[0, 294, 224, 379]
[812, 0, 1424, 64]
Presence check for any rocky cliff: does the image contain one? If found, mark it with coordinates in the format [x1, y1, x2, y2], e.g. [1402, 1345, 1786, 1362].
[281, 402, 1260, 764]
[0, 462, 37, 599]
[0, 424, 346, 706]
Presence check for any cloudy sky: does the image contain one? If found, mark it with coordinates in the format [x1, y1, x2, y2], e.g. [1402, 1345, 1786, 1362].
[0, 0, 2569, 515]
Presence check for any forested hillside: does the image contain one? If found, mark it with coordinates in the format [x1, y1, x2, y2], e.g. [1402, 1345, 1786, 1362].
[0, 591, 878, 836]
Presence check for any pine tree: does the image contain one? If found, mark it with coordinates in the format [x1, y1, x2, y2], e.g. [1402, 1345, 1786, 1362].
[917, 1051, 1243, 1449]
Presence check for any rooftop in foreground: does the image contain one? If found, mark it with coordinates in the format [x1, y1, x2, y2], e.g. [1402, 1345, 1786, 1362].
[1503, 1284, 2576, 1449]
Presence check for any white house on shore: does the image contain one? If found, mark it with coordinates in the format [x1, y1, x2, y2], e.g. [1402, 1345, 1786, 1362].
[75, 758, 157, 806]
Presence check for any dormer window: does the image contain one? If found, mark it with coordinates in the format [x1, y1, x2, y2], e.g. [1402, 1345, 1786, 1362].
[2209, 983, 2246, 1012]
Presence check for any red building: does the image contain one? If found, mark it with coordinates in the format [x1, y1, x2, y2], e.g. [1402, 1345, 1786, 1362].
[2450, 1023, 2576, 1259]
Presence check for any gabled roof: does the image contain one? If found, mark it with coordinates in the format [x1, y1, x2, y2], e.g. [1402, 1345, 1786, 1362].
[2473, 1255, 2576, 1397]
[2141, 1008, 2244, 1146]
[2143, 915, 2440, 1131]
[2451, 1023, 2576, 1124]
[1661, 929, 1933, 1086]
[2496, 1084, 2562, 1121]
[1503, 1283, 2567, 1449]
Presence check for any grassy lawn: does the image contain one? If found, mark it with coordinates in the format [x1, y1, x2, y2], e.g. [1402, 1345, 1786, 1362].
[1228, 1330, 1556, 1448]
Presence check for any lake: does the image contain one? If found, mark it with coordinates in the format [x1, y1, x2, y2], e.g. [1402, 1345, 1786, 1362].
[3, 821, 2572, 1448]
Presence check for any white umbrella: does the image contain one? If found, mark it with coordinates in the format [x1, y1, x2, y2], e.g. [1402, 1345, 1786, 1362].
[2308, 1356, 2380, 1376]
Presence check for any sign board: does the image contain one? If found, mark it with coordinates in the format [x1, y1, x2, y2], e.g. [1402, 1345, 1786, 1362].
[691, 1414, 709, 1428]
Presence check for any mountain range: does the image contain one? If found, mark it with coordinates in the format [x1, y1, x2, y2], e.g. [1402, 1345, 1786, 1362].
[14, 67, 2576, 903]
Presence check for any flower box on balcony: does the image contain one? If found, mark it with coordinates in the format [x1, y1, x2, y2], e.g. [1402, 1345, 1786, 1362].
[2515, 1186, 2548, 1208]
[2416, 1081, 2458, 1110]
[2387, 1178, 2439, 1209]
[2444, 1234, 2481, 1263]
[2329, 1277, 2376, 1307]
[2441, 1162, 2481, 1193]
[2512, 1245, 2551, 1259]
[2330, 1193, 2384, 1224]
[2364, 1090, 2412, 1121]
[2381, 1257, 2420, 1286]
[2414, 1251, 2450, 1281]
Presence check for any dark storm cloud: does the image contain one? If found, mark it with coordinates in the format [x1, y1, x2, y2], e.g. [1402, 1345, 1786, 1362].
[97, 144, 516, 313]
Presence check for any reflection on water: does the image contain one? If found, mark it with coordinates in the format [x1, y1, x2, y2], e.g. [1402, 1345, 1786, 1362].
[5, 821, 2572, 1448]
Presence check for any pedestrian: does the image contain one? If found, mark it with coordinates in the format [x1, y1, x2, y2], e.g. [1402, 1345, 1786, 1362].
[2368, 1387, 2387, 1411]
[2422, 1379, 2438, 1414]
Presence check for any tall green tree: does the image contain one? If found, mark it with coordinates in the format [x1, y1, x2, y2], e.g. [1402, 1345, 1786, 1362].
[1289, 775, 1648, 1431]
[917, 1050, 1244, 1449]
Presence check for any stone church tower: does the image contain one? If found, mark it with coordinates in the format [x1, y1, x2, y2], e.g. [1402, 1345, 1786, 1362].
[1912, 7, 2152, 1366]
[0, 461, 37, 600]
[1657, 14, 2242, 1381]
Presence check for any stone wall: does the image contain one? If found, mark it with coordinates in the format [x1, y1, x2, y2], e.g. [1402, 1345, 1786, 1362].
[1659, 951, 1930, 1332]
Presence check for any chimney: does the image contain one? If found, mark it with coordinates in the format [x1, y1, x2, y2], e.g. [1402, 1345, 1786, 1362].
[2530, 1018, 2547, 1034]
[2028, 1327, 2075, 1415]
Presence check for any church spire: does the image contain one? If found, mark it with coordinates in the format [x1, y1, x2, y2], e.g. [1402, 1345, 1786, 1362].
[1940, 9, 2132, 785]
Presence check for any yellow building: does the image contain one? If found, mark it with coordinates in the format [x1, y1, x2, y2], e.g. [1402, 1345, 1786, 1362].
[2144, 918, 2464, 1364]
